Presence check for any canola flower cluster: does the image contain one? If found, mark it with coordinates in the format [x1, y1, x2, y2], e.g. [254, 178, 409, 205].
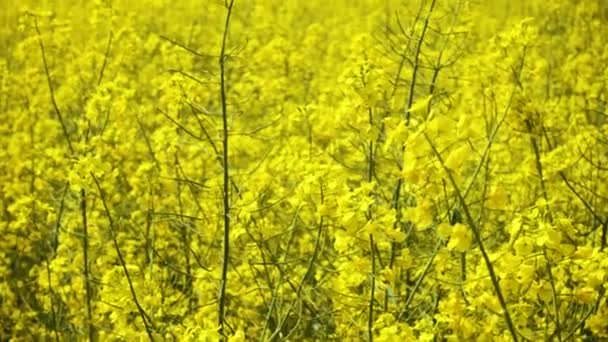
[1, 0, 607, 340]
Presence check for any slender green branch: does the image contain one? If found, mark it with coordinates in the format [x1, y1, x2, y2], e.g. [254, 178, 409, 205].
[272, 186, 324, 340]
[404, 0, 436, 124]
[385, 179, 403, 311]
[526, 120, 553, 222]
[97, 30, 113, 86]
[44, 258, 60, 342]
[366, 104, 376, 340]
[602, 220, 607, 251]
[35, 18, 97, 340]
[218, 0, 235, 337]
[462, 46, 525, 202]
[562, 286, 605, 341]
[398, 240, 441, 320]
[525, 120, 561, 340]
[159, 34, 218, 60]
[387, 0, 435, 314]
[261, 207, 302, 340]
[368, 234, 376, 342]
[543, 249, 562, 341]
[558, 172, 605, 235]
[47, 183, 68, 340]
[389, 2, 425, 101]
[91, 173, 156, 341]
[80, 188, 94, 341]
[145, 207, 154, 266]
[51, 183, 69, 255]
[174, 154, 194, 313]
[424, 133, 518, 341]
[34, 16, 73, 154]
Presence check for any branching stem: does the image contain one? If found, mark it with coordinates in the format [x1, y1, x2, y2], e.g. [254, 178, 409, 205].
[424, 133, 518, 341]
[91, 173, 156, 341]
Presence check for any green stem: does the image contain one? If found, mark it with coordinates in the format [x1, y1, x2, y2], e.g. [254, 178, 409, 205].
[218, 0, 235, 338]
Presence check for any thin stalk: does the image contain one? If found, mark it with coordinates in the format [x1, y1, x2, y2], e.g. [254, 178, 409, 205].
[602, 220, 607, 251]
[97, 30, 113, 86]
[261, 207, 301, 340]
[404, 0, 436, 124]
[563, 287, 605, 340]
[526, 120, 553, 221]
[218, 0, 235, 337]
[35, 18, 98, 341]
[34, 17, 73, 154]
[366, 102, 376, 340]
[382, 5, 426, 290]
[271, 186, 324, 340]
[385, 179, 403, 312]
[52, 183, 69, 254]
[543, 249, 562, 342]
[424, 133, 518, 341]
[91, 173, 156, 341]
[44, 258, 60, 342]
[47, 183, 68, 340]
[80, 188, 94, 341]
[175, 155, 194, 313]
[526, 121, 561, 340]
[389, 1, 425, 101]
[398, 240, 441, 320]
[368, 234, 376, 342]
[388, 0, 435, 312]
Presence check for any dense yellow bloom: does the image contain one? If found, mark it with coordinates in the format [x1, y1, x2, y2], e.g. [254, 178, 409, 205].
[447, 223, 472, 252]
[2, 0, 608, 340]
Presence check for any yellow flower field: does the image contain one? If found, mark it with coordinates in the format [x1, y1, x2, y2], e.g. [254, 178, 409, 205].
[1, 0, 607, 340]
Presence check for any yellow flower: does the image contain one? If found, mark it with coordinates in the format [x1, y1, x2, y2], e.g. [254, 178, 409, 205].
[574, 286, 595, 304]
[514, 236, 535, 256]
[587, 313, 608, 338]
[228, 330, 246, 342]
[572, 245, 594, 259]
[406, 198, 435, 230]
[487, 186, 510, 210]
[444, 144, 469, 172]
[536, 222, 561, 249]
[447, 223, 472, 252]
[407, 94, 433, 117]
[437, 222, 452, 240]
